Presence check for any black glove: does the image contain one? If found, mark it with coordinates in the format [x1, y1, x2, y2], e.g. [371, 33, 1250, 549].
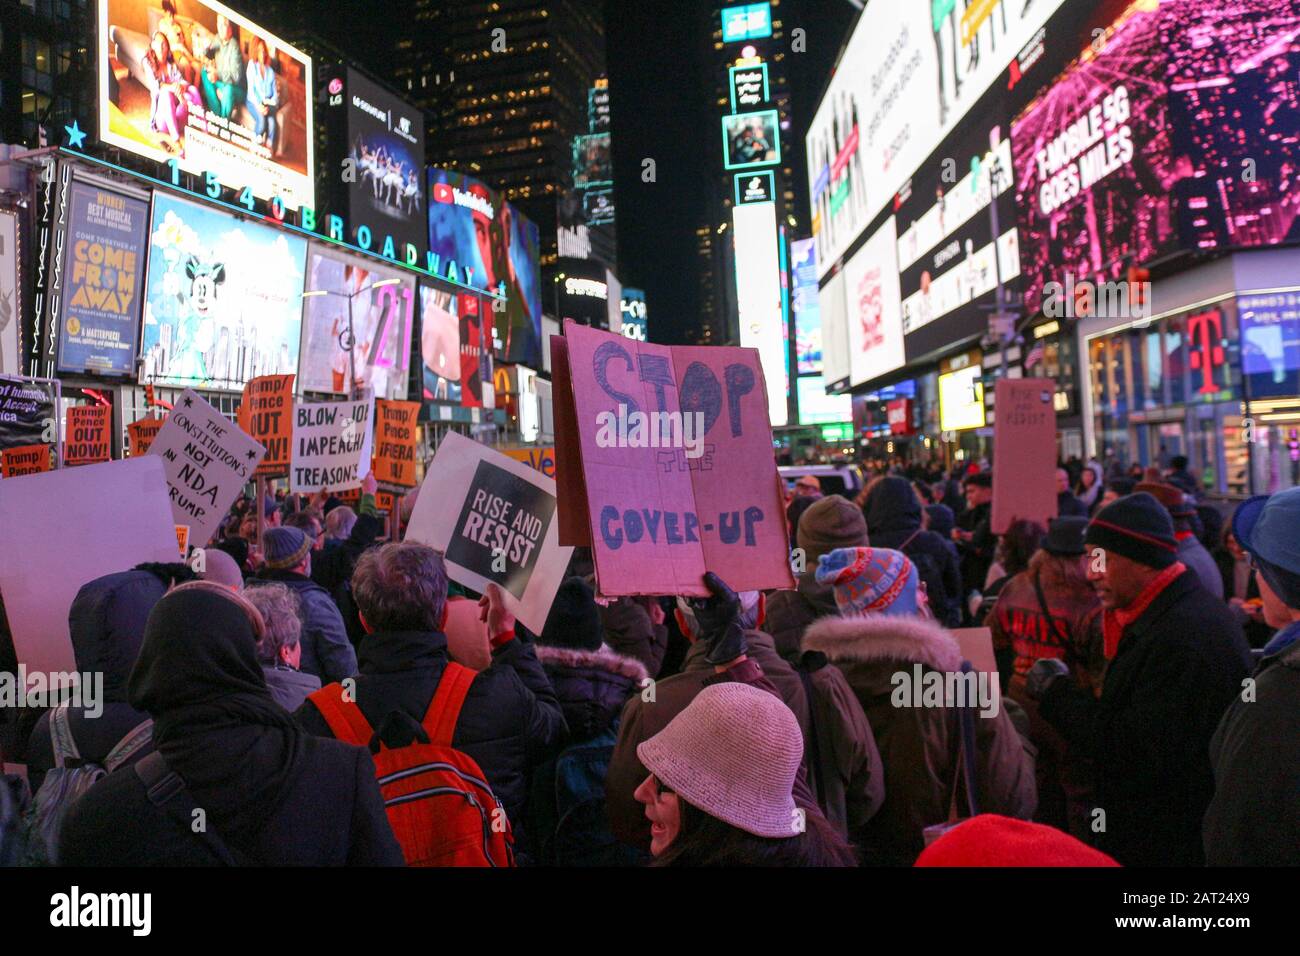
[689, 572, 747, 665]
[1025, 658, 1070, 700]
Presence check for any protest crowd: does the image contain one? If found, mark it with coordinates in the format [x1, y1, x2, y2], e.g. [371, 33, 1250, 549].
[0, 418, 1296, 868]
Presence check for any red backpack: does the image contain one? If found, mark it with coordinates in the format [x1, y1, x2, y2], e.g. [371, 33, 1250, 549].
[308, 663, 516, 867]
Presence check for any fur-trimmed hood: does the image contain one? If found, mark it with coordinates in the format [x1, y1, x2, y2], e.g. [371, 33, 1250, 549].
[535, 643, 648, 741]
[535, 643, 650, 683]
[802, 613, 962, 672]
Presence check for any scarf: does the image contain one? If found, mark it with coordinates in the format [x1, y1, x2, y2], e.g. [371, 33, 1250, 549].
[1102, 562, 1186, 659]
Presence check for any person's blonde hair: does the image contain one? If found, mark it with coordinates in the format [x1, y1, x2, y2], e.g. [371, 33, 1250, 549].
[167, 579, 266, 640]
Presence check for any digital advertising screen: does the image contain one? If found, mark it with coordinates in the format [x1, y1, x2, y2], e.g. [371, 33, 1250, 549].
[805, 0, 1068, 280]
[620, 287, 647, 341]
[842, 217, 905, 389]
[721, 3, 772, 44]
[556, 257, 612, 331]
[1012, 0, 1300, 312]
[733, 200, 788, 427]
[819, 267, 850, 390]
[419, 284, 461, 404]
[896, 119, 1021, 361]
[298, 247, 416, 400]
[324, 66, 427, 262]
[938, 364, 985, 431]
[427, 168, 542, 367]
[572, 132, 613, 189]
[140, 192, 307, 390]
[723, 110, 781, 170]
[54, 181, 150, 377]
[0, 211, 17, 378]
[97, 0, 314, 209]
[797, 375, 852, 426]
[790, 238, 821, 376]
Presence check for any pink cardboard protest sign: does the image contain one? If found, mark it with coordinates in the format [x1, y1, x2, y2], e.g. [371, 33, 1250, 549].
[555, 321, 793, 597]
[992, 378, 1058, 535]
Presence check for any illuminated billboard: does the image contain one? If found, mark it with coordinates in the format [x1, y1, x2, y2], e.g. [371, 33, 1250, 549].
[1011, 0, 1300, 312]
[790, 238, 820, 376]
[805, 0, 1069, 280]
[938, 364, 985, 432]
[55, 180, 150, 377]
[819, 267, 849, 390]
[733, 200, 787, 427]
[572, 132, 613, 190]
[842, 217, 905, 389]
[620, 288, 647, 341]
[722, 110, 780, 170]
[321, 66, 427, 264]
[427, 168, 542, 367]
[797, 375, 852, 426]
[140, 192, 307, 390]
[729, 63, 769, 112]
[97, 0, 314, 209]
[721, 3, 772, 43]
[419, 285, 461, 404]
[298, 247, 416, 400]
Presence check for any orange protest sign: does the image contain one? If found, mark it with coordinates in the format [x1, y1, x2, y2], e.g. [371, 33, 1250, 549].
[175, 524, 190, 557]
[372, 400, 420, 488]
[127, 415, 166, 457]
[1, 444, 53, 479]
[64, 405, 111, 466]
[239, 375, 294, 477]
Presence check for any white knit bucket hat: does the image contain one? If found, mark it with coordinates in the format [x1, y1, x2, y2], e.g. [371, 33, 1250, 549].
[636, 683, 803, 839]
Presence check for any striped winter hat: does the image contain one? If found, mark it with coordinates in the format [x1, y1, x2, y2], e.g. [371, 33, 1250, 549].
[815, 547, 919, 617]
[1085, 492, 1179, 569]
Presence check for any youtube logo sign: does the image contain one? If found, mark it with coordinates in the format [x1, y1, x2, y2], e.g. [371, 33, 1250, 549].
[434, 182, 454, 204]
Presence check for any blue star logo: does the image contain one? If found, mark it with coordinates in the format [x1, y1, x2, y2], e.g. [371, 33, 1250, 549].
[64, 121, 86, 149]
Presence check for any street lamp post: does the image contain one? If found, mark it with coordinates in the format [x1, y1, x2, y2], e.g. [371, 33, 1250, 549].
[301, 277, 402, 398]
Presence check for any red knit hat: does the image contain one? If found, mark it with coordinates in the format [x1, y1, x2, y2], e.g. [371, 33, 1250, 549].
[914, 815, 1120, 867]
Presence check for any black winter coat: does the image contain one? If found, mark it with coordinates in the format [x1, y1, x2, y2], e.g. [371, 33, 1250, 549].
[1203, 632, 1300, 865]
[60, 733, 402, 865]
[864, 477, 963, 627]
[1040, 570, 1251, 866]
[295, 628, 567, 839]
[25, 568, 168, 792]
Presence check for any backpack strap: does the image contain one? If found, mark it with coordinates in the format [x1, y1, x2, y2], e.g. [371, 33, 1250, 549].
[103, 720, 154, 773]
[307, 684, 374, 747]
[422, 662, 476, 747]
[134, 751, 239, 866]
[49, 706, 80, 769]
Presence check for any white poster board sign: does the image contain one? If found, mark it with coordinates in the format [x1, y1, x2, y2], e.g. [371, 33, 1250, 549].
[149, 388, 265, 546]
[289, 394, 374, 493]
[405, 431, 573, 635]
[0, 456, 179, 678]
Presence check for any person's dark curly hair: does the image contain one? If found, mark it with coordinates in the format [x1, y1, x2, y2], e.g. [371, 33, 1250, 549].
[996, 519, 1046, 578]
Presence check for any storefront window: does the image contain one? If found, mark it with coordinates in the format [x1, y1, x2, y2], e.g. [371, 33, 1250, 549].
[1166, 314, 1186, 406]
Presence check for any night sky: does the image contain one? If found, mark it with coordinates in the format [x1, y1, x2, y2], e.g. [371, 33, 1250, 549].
[605, 0, 856, 344]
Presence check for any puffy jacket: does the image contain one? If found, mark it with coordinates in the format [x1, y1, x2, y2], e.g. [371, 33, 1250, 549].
[529, 644, 648, 866]
[295, 628, 566, 845]
[249, 569, 357, 684]
[803, 612, 1038, 865]
[864, 477, 963, 627]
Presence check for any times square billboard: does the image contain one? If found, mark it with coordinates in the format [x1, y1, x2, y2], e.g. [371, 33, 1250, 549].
[811, 0, 1300, 388]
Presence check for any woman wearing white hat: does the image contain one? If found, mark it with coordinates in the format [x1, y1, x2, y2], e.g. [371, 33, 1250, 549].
[634, 683, 857, 866]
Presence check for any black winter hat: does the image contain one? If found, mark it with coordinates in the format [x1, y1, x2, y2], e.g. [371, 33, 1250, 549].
[539, 577, 604, 652]
[1085, 493, 1179, 569]
[1042, 516, 1089, 556]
